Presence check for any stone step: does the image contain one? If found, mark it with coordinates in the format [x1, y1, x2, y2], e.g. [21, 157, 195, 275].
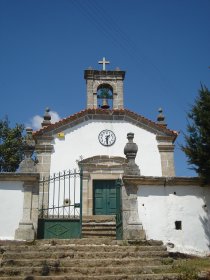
[82, 217, 116, 238]
[82, 230, 116, 236]
[82, 215, 116, 223]
[0, 239, 164, 247]
[0, 257, 174, 268]
[0, 264, 175, 276]
[2, 244, 167, 255]
[1, 244, 167, 254]
[3, 250, 169, 260]
[82, 224, 116, 229]
[0, 273, 179, 280]
[0, 244, 167, 257]
[0, 237, 180, 280]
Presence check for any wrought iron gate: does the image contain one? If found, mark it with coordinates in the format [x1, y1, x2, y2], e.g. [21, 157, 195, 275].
[37, 169, 83, 239]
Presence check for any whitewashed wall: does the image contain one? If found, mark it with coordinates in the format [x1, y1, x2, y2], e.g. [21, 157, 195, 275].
[138, 184, 210, 256]
[0, 181, 24, 240]
[50, 120, 162, 176]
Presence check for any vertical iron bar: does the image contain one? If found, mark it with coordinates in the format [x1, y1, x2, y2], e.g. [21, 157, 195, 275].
[80, 168, 83, 238]
[63, 170, 66, 218]
[47, 175, 50, 218]
[58, 172, 60, 218]
[53, 173, 55, 218]
[41, 177, 45, 218]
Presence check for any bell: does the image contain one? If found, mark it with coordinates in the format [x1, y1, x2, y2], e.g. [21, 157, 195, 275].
[101, 98, 110, 109]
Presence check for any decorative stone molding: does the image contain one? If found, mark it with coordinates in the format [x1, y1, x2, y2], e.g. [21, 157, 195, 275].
[123, 175, 201, 186]
[79, 156, 126, 215]
[19, 128, 37, 173]
[33, 109, 178, 140]
[41, 108, 51, 128]
[0, 173, 39, 182]
[79, 155, 127, 173]
[124, 133, 140, 176]
[156, 108, 167, 127]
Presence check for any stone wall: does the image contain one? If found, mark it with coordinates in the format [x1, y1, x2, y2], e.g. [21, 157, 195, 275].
[0, 173, 39, 240]
[123, 175, 210, 256]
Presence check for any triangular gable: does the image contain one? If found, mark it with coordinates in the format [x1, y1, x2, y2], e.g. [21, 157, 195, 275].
[33, 108, 178, 142]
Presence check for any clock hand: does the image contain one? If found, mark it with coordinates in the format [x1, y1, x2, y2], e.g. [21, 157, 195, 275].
[105, 135, 110, 144]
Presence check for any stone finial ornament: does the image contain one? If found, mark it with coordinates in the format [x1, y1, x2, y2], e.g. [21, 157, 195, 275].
[157, 108, 167, 127]
[41, 107, 51, 127]
[18, 127, 37, 172]
[124, 133, 140, 176]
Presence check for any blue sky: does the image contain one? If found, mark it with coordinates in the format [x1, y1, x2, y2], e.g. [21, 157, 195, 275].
[0, 0, 210, 176]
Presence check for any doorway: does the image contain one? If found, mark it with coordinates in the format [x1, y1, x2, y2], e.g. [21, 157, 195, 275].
[93, 180, 117, 215]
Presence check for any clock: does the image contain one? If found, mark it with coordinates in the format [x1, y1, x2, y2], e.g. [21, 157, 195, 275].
[98, 130, 116, 146]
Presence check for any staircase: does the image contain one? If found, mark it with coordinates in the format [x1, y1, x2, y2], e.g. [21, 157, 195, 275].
[82, 215, 116, 238]
[0, 238, 179, 279]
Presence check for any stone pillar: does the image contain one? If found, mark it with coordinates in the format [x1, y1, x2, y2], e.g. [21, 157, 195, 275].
[122, 183, 145, 240]
[15, 180, 39, 240]
[157, 136, 175, 176]
[113, 79, 124, 109]
[82, 173, 90, 216]
[35, 136, 53, 179]
[86, 78, 97, 109]
[123, 133, 145, 240]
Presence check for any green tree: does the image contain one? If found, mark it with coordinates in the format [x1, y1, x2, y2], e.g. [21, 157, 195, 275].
[181, 85, 210, 184]
[0, 117, 25, 172]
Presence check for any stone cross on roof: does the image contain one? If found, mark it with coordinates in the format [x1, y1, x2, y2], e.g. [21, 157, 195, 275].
[98, 57, 110, 70]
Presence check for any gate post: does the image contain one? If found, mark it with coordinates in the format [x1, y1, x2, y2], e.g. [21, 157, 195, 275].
[80, 168, 83, 238]
[116, 179, 123, 240]
[122, 132, 145, 240]
[15, 175, 39, 240]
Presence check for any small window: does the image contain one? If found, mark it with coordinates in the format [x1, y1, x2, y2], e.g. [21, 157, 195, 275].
[175, 221, 182, 230]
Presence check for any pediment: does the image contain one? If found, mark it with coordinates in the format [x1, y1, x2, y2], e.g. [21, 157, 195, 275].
[78, 155, 127, 172]
[33, 109, 178, 143]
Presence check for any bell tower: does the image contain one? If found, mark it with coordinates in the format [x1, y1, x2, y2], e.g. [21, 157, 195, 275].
[84, 57, 126, 109]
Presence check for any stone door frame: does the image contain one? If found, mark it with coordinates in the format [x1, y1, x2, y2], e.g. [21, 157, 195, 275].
[79, 156, 127, 216]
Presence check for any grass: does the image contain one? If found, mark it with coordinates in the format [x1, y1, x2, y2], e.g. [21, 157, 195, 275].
[170, 256, 210, 280]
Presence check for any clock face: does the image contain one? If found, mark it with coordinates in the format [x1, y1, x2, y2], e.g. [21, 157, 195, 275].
[98, 130, 116, 146]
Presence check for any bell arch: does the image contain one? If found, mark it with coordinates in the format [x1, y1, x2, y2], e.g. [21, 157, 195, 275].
[97, 83, 113, 109]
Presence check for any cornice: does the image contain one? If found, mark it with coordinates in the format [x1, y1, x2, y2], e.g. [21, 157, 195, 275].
[158, 145, 175, 152]
[0, 173, 40, 182]
[123, 175, 202, 186]
[84, 69, 126, 80]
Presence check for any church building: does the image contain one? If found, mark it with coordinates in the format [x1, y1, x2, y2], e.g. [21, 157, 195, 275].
[33, 58, 177, 217]
[1, 58, 210, 257]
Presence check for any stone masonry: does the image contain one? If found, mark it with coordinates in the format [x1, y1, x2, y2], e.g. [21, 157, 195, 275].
[84, 69, 125, 109]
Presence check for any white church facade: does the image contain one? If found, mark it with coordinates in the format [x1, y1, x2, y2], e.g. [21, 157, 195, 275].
[0, 59, 210, 256]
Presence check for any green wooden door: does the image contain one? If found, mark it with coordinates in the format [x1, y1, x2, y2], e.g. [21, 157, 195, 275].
[93, 180, 116, 215]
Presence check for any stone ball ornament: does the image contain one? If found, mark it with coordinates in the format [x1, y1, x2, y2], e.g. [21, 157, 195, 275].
[124, 132, 138, 159]
[124, 132, 140, 176]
